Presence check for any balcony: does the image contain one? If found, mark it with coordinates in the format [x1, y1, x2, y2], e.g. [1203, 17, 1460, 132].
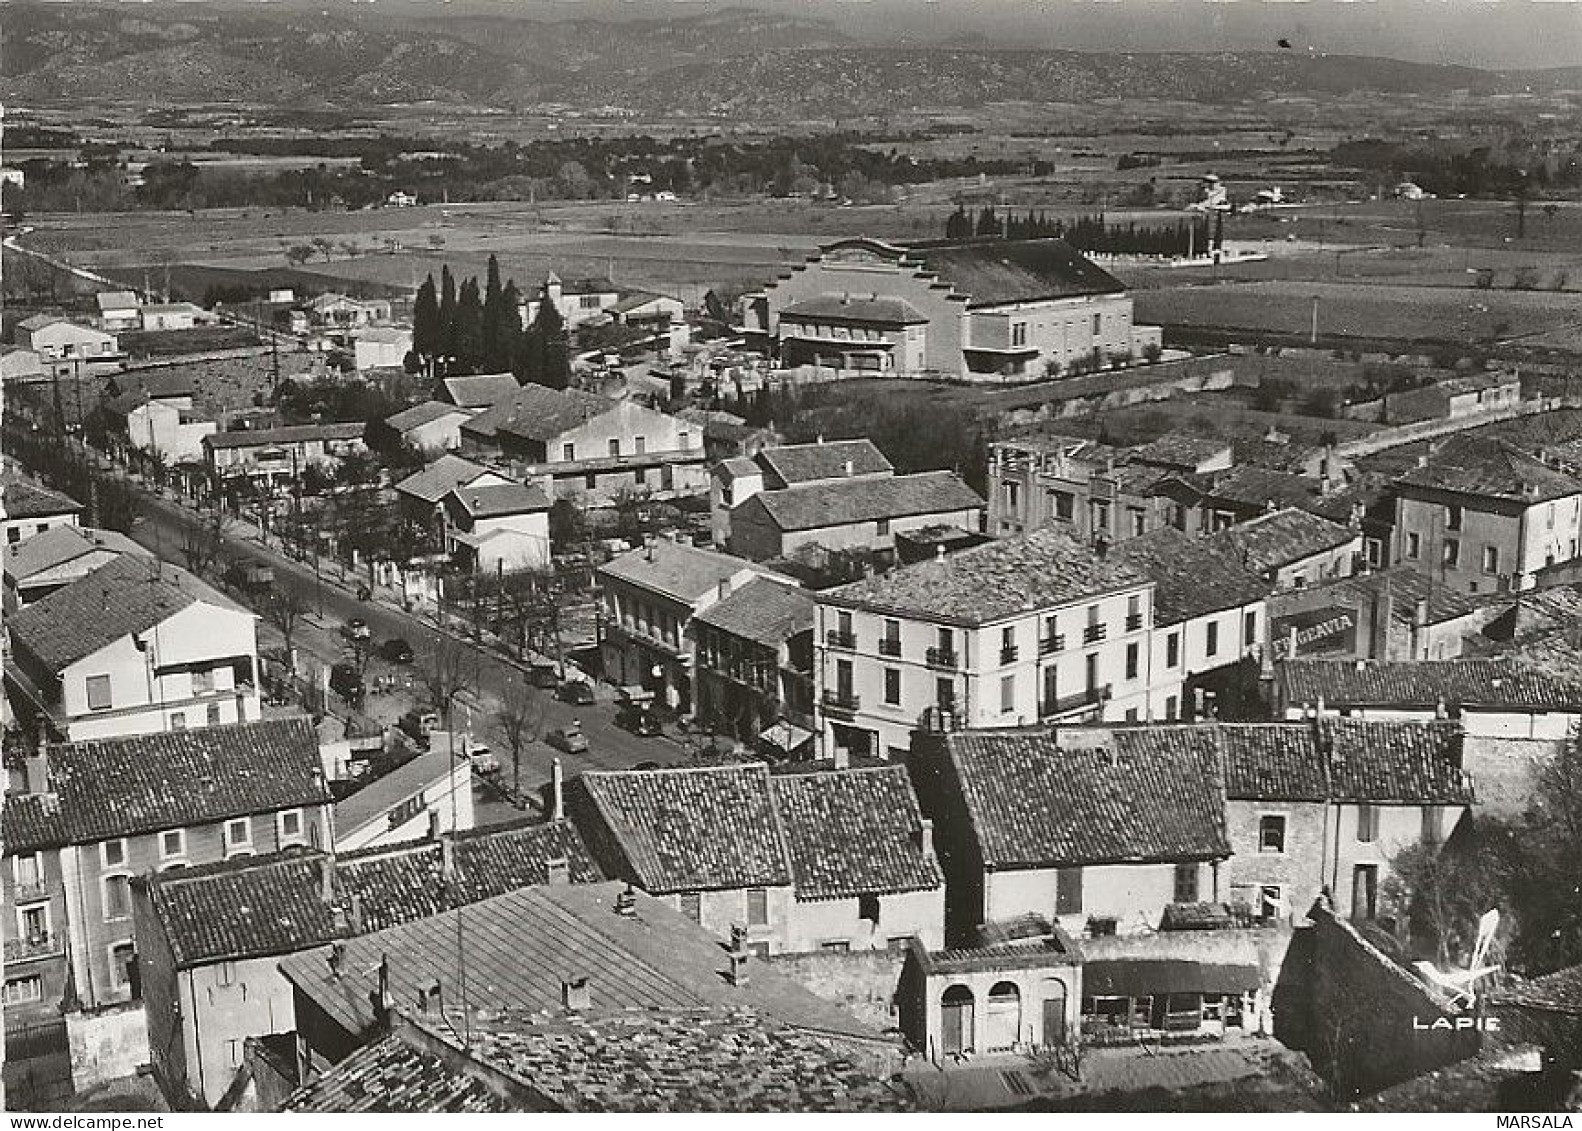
[821, 688, 861, 716]
[918, 705, 965, 734]
[1039, 634, 1066, 656]
[12, 880, 50, 904]
[1040, 685, 1111, 720]
[925, 647, 959, 670]
[1083, 624, 1107, 644]
[4, 932, 64, 964]
[825, 629, 857, 650]
[1125, 613, 1144, 632]
[878, 638, 902, 658]
[1000, 644, 1020, 665]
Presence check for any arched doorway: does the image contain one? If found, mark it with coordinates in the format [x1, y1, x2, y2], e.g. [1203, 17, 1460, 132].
[986, 981, 1022, 1051]
[940, 984, 975, 1056]
[1040, 977, 1069, 1047]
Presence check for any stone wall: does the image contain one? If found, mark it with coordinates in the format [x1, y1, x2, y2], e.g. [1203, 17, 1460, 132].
[767, 949, 909, 1035]
[1464, 735, 1562, 819]
[67, 1003, 149, 1092]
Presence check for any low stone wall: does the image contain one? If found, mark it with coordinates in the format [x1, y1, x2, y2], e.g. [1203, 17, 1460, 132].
[67, 1003, 149, 1092]
[768, 949, 908, 1036]
[1464, 735, 1563, 819]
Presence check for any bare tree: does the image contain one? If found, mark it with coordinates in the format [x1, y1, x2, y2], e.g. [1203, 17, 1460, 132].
[496, 678, 548, 793]
[419, 634, 479, 725]
[181, 506, 232, 580]
[264, 583, 312, 669]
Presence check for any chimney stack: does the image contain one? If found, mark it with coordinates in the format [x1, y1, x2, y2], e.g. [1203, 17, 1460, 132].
[348, 892, 365, 935]
[376, 954, 391, 1020]
[546, 856, 570, 886]
[551, 758, 565, 821]
[915, 818, 937, 865]
[561, 976, 591, 1013]
[1412, 598, 1430, 660]
[23, 750, 49, 796]
[726, 926, 752, 987]
[832, 743, 850, 771]
[843, 459, 854, 477]
[328, 942, 347, 979]
[440, 834, 455, 881]
[427, 809, 441, 841]
[319, 854, 336, 903]
[935, 544, 946, 562]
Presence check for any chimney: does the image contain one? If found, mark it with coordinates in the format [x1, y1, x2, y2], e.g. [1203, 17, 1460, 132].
[614, 884, 638, 918]
[546, 856, 571, 886]
[843, 459, 854, 477]
[319, 854, 336, 903]
[418, 980, 442, 1014]
[24, 751, 49, 796]
[915, 818, 937, 865]
[561, 976, 591, 1013]
[328, 942, 347, 979]
[376, 954, 391, 1019]
[427, 809, 441, 841]
[348, 892, 365, 935]
[935, 544, 946, 562]
[440, 834, 455, 881]
[1412, 598, 1430, 660]
[726, 926, 752, 987]
[551, 758, 565, 821]
[1286, 624, 1299, 662]
[832, 743, 850, 771]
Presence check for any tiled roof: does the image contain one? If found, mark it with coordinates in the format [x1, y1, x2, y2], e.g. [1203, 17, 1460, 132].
[285, 1033, 511, 1113]
[464, 1009, 909, 1112]
[754, 439, 893, 486]
[746, 470, 983, 533]
[1324, 718, 1472, 804]
[382, 400, 467, 433]
[1494, 965, 1582, 1016]
[97, 290, 140, 313]
[908, 237, 1127, 306]
[18, 314, 67, 331]
[768, 766, 941, 900]
[568, 764, 791, 892]
[355, 326, 411, 346]
[597, 539, 773, 605]
[921, 934, 1084, 976]
[1217, 723, 1330, 801]
[140, 821, 601, 967]
[823, 526, 1149, 626]
[781, 295, 927, 325]
[1203, 466, 1324, 511]
[2, 476, 83, 519]
[277, 881, 877, 1040]
[7, 553, 248, 671]
[1126, 435, 1233, 471]
[9, 718, 329, 848]
[203, 422, 366, 449]
[393, 455, 498, 505]
[1207, 507, 1357, 575]
[939, 728, 1230, 868]
[439, 372, 521, 409]
[1271, 567, 1483, 630]
[3, 524, 145, 583]
[1110, 526, 1271, 625]
[1278, 658, 1581, 710]
[715, 456, 760, 479]
[692, 578, 813, 649]
[462, 385, 611, 444]
[2, 792, 65, 854]
[445, 482, 550, 519]
[1397, 434, 1582, 504]
[994, 433, 1117, 463]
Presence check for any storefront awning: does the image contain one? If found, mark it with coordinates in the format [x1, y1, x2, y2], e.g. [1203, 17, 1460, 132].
[761, 720, 814, 753]
[1084, 960, 1261, 998]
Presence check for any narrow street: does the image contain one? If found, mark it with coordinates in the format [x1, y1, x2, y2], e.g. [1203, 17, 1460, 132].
[125, 486, 691, 817]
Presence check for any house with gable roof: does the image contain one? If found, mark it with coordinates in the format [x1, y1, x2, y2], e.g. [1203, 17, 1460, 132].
[4, 524, 149, 610]
[438, 482, 552, 573]
[2, 475, 83, 546]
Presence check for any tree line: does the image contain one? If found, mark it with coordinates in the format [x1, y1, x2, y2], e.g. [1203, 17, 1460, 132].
[943, 206, 1214, 257]
[410, 255, 571, 389]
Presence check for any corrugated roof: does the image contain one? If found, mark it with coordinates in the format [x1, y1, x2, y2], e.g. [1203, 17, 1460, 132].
[1278, 658, 1581, 710]
[7, 553, 248, 671]
[823, 526, 1150, 626]
[908, 237, 1126, 307]
[692, 578, 813, 649]
[768, 766, 941, 901]
[744, 470, 983, 533]
[754, 440, 893, 486]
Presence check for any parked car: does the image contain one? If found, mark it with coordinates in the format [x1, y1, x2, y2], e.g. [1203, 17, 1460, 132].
[379, 637, 414, 664]
[329, 662, 364, 701]
[557, 680, 596, 706]
[617, 705, 661, 737]
[466, 742, 500, 774]
[398, 709, 439, 747]
[547, 723, 589, 755]
[341, 618, 372, 643]
[527, 664, 560, 690]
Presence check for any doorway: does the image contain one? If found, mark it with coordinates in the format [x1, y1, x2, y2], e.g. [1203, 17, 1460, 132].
[941, 984, 975, 1056]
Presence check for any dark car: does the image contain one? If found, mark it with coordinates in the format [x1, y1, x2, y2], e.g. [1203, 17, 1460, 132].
[528, 664, 560, 690]
[341, 618, 371, 644]
[557, 680, 596, 706]
[379, 638, 414, 664]
[329, 662, 364, 701]
[617, 706, 661, 737]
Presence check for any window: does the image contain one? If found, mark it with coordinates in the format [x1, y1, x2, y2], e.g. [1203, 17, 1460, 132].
[1052, 491, 1074, 522]
[1130, 508, 1146, 537]
[1174, 863, 1199, 904]
[585, 472, 598, 490]
[6, 528, 18, 544]
[102, 839, 127, 869]
[936, 678, 955, 711]
[226, 1039, 244, 1069]
[1092, 313, 1102, 335]
[746, 888, 768, 927]
[1483, 545, 1500, 574]
[608, 438, 621, 458]
[207, 703, 222, 726]
[12, 852, 44, 891]
[1443, 538, 1460, 568]
[1446, 504, 1463, 531]
[883, 668, 901, 706]
[1164, 695, 1178, 721]
[1056, 866, 1084, 916]
[1166, 632, 1180, 669]
[1205, 621, 1219, 658]
[224, 818, 252, 854]
[110, 942, 137, 991]
[192, 668, 214, 695]
[1260, 885, 1284, 924]
[86, 674, 113, 711]
[1093, 500, 1110, 531]
[876, 517, 890, 536]
[859, 894, 881, 923]
[170, 712, 186, 730]
[1244, 610, 1258, 649]
[579, 294, 601, 310]
[1000, 675, 1015, 714]
[1406, 532, 1421, 559]
[1125, 643, 1139, 681]
[103, 874, 132, 920]
[19, 904, 48, 942]
[821, 940, 851, 953]
[1011, 321, 1028, 347]
[216, 961, 237, 988]
[1259, 814, 1287, 854]
[679, 430, 690, 448]
[1084, 652, 1099, 693]
[389, 793, 426, 830]
[634, 436, 645, 456]
[159, 829, 187, 864]
[680, 892, 702, 923]
[881, 618, 900, 655]
[277, 810, 304, 845]
[1356, 804, 1378, 844]
[562, 443, 576, 461]
[635, 467, 647, 486]
[3, 976, 42, 1005]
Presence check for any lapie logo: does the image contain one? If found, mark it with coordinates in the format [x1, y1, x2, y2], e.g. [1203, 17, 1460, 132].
[1411, 1014, 1500, 1032]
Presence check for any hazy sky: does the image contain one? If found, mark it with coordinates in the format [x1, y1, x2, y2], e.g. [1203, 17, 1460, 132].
[441, 0, 1582, 70]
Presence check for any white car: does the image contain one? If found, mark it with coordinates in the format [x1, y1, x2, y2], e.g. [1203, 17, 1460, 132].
[467, 743, 500, 774]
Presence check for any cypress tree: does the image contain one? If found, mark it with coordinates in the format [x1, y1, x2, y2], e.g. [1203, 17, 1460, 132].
[437, 266, 457, 372]
[489, 280, 523, 372]
[453, 277, 485, 373]
[482, 254, 504, 365]
[412, 274, 439, 374]
[530, 297, 570, 391]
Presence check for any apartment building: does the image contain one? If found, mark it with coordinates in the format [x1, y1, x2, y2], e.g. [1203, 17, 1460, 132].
[692, 577, 816, 753]
[1206, 507, 1361, 591]
[203, 423, 368, 490]
[812, 527, 1180, 761]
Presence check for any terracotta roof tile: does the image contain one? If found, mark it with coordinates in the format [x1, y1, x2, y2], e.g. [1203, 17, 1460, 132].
[2, 476, 83, 520]
[754, 439, 893, 486]
[598, 540, 779, 605]
[744, 471, 983, 533]
[461, 385, 610, 443]
[286, 1033, 511, 1113]
[1110, 526, 1272, 625]
[692, 578, 813, 648]
[907, 237, 1127, 306]
[1398, 434, 1582, 504]
[1278, 658, 1581, 710]
[1206, 507, 1358, 575]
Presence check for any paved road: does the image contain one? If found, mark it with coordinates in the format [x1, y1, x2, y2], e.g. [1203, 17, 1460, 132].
[126, 489, 689, 801]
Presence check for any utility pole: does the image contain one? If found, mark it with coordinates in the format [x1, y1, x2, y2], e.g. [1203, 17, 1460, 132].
[1310, 295, 1320, 346]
